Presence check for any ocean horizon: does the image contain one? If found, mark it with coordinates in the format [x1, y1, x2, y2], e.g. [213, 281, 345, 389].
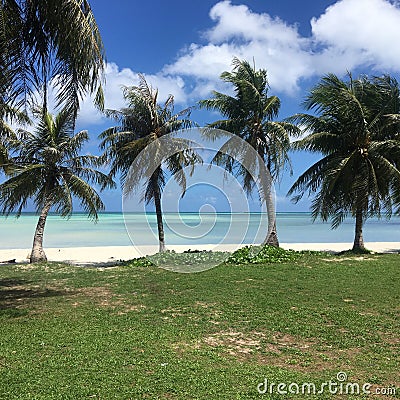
[1, 212, 399, 250]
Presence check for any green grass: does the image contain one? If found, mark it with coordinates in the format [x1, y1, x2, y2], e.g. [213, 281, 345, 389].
[0, 252, 399, 399]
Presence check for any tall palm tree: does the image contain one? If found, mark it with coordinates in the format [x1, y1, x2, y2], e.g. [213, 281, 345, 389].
[0, 107, 114, 262]
[0, 0, 105, 119]
[288, 73, 400, 252]
[100, 75, 199, 252]
[199, 57, 299, 246]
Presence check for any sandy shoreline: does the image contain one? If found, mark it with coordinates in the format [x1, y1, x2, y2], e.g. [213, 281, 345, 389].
[0, 242, 399, 265]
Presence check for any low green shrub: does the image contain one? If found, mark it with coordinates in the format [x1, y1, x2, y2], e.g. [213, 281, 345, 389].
[227, 245, 298, 264]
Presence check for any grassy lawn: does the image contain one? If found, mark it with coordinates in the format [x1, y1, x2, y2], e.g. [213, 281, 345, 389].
[0, 253, 399, 399]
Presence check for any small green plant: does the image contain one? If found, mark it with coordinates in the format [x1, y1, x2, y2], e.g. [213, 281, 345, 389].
[227, 245, 298, 264]
[126, 256, 154, 267]
[126, 250, 230, 269]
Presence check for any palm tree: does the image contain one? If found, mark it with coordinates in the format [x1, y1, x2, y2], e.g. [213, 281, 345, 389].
[100, 75, 199, 252]
[0, 0, 105, 118]
[199, 58, 299, 246]
[0, 107, 114, 262]
[371, 75, 400, 213]
[288, 73, 400, 252]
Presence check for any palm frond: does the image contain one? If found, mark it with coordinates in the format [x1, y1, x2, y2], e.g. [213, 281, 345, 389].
[0, 107, 110, 219]
[200, 57, 296, 187]
[1, 0, 105, 119]
[63, 173, 105, 220]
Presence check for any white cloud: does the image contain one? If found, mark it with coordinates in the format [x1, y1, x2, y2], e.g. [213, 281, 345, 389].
[77, 0, 400, 125]
[165, 0, 400, 98]
[311, 0, 400, 72]
[206, 1, 306, 47]
[77, 62, 188, 126]
[164, 1, 313, 96]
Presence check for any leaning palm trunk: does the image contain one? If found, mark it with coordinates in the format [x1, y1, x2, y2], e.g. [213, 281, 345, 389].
[260, 171, 279, 247]
[352, 207, 365, 251]
[30, 201, 52, 263]
[153, 183, 166, 253]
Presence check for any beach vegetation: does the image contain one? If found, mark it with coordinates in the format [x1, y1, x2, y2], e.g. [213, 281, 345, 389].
[199, 58, 300, 247]
[288, 74, 400, 252]
[227, 245, 300, 264]
[100, 75, 200, 252]
[0, 0, 105, 191]
[119, 245, 305, 270]
[0, 107, 114, 262]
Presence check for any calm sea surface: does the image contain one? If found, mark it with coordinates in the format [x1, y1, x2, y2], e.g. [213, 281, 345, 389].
[0, 212, 399, 249]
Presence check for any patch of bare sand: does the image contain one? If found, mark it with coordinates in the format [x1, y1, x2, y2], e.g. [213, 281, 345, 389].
[322, 256, 374, 262]
[174, 330, 373, 373]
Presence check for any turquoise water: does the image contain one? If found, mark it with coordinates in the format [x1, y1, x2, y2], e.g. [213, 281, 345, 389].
[0, 212, 399, 249]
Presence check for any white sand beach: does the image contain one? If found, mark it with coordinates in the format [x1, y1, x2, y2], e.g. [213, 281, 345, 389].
[0, 242, 399, 265]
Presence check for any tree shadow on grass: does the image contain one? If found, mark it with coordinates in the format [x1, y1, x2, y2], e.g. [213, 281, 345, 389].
[0, 278, 67, 317]
[0, 278, 32, 288]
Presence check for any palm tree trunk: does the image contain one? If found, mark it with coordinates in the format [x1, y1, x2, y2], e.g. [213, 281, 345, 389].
[153, 182, 166, 253]
[30, 201, 52, 263]
[352, 207, 365, 251]
[264, 220, 279, 247]
[262, 173, 279, 247]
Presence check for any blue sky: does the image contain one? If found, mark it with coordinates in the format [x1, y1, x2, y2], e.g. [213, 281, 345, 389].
[73, 0, 400, 212]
